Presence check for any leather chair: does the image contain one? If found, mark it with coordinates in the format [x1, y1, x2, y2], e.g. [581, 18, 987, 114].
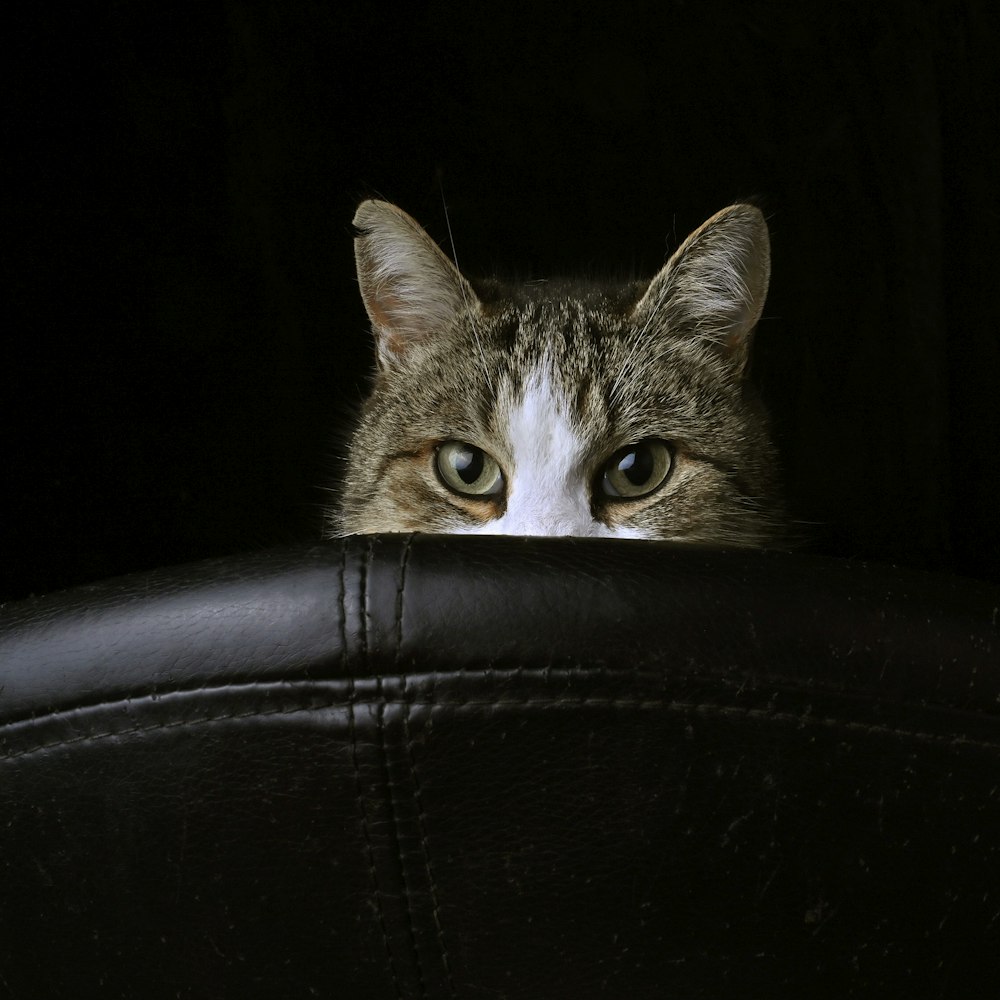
[1, 535, 998, 998]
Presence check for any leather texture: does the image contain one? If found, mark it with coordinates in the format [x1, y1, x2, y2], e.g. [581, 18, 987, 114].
[1, 534, 998, 998]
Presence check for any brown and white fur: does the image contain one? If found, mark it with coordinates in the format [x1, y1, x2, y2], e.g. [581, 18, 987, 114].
[331, 200, 782, 546]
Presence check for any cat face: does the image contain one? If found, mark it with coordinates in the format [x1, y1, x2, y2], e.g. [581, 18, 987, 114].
[334, 200, 782, 546]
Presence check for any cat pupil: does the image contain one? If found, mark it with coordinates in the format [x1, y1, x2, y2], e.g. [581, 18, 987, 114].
[435, 441, 503, 497]
[454, 445, 482, 484]
[601, 440, 673, 499]
[618, 447, 652, 486]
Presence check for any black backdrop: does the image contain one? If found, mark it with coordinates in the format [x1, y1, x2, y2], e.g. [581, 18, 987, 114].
[5, 1, 999, 600]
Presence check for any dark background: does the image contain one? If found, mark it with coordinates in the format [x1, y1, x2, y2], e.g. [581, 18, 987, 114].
[4, 1, 999, 601]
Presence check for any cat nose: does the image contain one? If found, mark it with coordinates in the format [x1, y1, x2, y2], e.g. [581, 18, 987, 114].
[501, 504, 605, 538]
[537, 513, 602, 537]
[497, 478, 604, 538]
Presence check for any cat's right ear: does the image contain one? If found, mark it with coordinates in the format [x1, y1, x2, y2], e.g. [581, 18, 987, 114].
[353, 200, 480, 367]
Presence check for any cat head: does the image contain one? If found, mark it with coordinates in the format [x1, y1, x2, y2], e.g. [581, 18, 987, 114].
[335, 199, 781, 545]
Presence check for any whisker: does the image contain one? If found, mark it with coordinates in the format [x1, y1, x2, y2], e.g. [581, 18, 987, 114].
[439, 181, 495, 398]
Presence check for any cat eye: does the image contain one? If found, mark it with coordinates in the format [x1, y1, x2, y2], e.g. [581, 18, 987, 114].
[436, 441, 505, 498]
[600, 440, 673, 499]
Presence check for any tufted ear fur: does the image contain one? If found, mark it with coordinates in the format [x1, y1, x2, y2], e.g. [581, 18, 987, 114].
[353, 200, 481, 368]
[632, 204, 770, 374]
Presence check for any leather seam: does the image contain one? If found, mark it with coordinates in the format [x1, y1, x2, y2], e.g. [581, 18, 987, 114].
[381, 699, 428, 999]
[345, 541, 402, 996]
[394, 534, 412, 674]
[338, 531, 349, 680]
[351, 700, 402, 995]
[1, 659, 991, 718]
[360, 537, 370, 671]
[3, 698, 1000, 761]
[388, 538, 432, 998]
[405, 698, 455, 996]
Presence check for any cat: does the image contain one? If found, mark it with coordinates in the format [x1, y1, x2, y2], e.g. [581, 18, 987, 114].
[331, 199, 783, 546]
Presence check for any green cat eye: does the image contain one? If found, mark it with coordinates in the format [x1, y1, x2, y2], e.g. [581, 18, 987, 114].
[600, 440, 673, 499]
[436, 441, 505, 498]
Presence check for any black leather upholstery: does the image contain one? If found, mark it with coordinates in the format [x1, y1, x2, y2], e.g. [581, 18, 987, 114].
[1, 535, 999, 998]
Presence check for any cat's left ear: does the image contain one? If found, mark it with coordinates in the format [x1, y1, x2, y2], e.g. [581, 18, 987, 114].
[353, 200, 481, 367]
[632, 204, 770, 374]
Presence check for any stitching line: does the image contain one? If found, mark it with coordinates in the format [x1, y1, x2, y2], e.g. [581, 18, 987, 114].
[389, 536, 433, 997]
[9, 660, 990, 731]
[394, 534, 412, 674]
[339, 532, 349, 687]
[345, 539, 402, 995]
[4, 697, 1000, 761]
[382, 699, 428, 999]
[351, 698, 401, 994]
[407, 699, 455, 995]
[360, 537, 370, 671]
[394, 536, 455, 994]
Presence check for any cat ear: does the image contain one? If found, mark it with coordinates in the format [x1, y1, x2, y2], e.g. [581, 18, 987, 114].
[632, 204, 770, 373]
[353, 200, 480, 366]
